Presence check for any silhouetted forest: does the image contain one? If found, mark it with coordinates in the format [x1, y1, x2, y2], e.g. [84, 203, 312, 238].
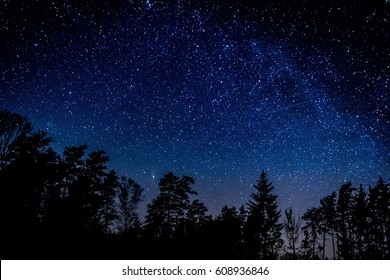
[1, 109, 389, 260]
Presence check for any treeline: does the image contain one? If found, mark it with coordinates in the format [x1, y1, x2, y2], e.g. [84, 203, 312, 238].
[0, 109, 389, 259]
[286, 179, 389, 260]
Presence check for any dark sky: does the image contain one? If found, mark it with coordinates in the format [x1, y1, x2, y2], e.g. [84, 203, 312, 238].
[1, 0, 389, 217]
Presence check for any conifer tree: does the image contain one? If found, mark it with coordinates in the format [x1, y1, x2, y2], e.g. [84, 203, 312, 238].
[84, 150, 110, 234]
[216, 206, 243, 258]
[283, 207, 301, 259]
[302, 207, 320, 259]
[100, 170, 119, 235]
[366, 177, 389, 259]
[117, 177, 144, 234]
[336, 182, 356, 259]
[244, 171, 283, 259]
[144, 172, 197, 239]
[300, 228, 312, 259]
[319, 192, 337, 259]
[353, 185, 368, 258]
[187, 199, 210, 229]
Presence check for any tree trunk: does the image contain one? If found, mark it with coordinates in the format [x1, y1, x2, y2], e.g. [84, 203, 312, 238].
[322, 231, 326, 259]
[312, 239, 315, 259]
[331, 229, 336, 259]
[292, 236, 296, 259]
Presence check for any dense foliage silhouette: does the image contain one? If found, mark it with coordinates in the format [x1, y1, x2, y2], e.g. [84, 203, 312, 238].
[1, 110, 389, 259]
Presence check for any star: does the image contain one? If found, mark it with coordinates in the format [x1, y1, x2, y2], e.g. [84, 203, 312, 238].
[1, 0, 388, 218]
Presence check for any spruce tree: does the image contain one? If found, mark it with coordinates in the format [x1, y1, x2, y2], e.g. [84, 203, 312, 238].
[244, 171, 283, 259]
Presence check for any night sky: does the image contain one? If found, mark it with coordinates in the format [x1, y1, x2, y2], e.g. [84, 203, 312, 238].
[1, 0, 389, 217]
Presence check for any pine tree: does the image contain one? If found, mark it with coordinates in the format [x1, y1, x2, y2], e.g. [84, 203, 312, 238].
[187, 199, 209, 229]
[244, 171, 283, 259]
[58, 146, 114, 237]
[302, 207, 320, 259]
[366, 177, 389, 259]
[237, 205, 247, 256]
[144, 172, 197, 239]
[300, 228, 312, 259]
[117, 177, 144, 234]
[336, 182, 356, 259]
[84, 150, 110, 235]
[353, 185, 368, 259]
[239, 205, 247, 225]
[215, 205, 243, 259]
[100, 170, 119, 235]
[319, 192, 337, 259]
[283, 207, 301, 259]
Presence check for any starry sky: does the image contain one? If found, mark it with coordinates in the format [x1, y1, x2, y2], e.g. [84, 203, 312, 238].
[1, 0, 389, 217]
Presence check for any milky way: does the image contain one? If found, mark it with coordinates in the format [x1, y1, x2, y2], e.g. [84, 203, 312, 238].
[1, 0, 389, 216]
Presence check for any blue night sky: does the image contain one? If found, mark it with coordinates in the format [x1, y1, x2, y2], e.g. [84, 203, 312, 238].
[1, 0, 389, 217]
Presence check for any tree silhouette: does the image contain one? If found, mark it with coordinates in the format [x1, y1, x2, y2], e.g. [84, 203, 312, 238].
[237, 205, 247, 257]
[300, 228, 313, 259]
[0, 109, 32, 169]
[182, 199, 211, 259]
[302, 207, 320, 259]
[46, 146, 118, 252]
[353, 184, 368, 259]
[366, 177, 389, 259]
[145, 172, 197, 239]
[100, 170, 119, 235]
[85, 150, 109, 230]
[186, 199, 210, 230]
[117, 177, 144, 234]
[319, 192, 337, 259]
[1, 109, 389, 260]
[283, 207, 301, 259]
[144, 171, 199, 257]
[336, 182, 356, 259]
[244, 171, 283, 259]
[213, 205, 243, 259]
[0, 111, 57, 258]
[60, 145, 90, 236]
